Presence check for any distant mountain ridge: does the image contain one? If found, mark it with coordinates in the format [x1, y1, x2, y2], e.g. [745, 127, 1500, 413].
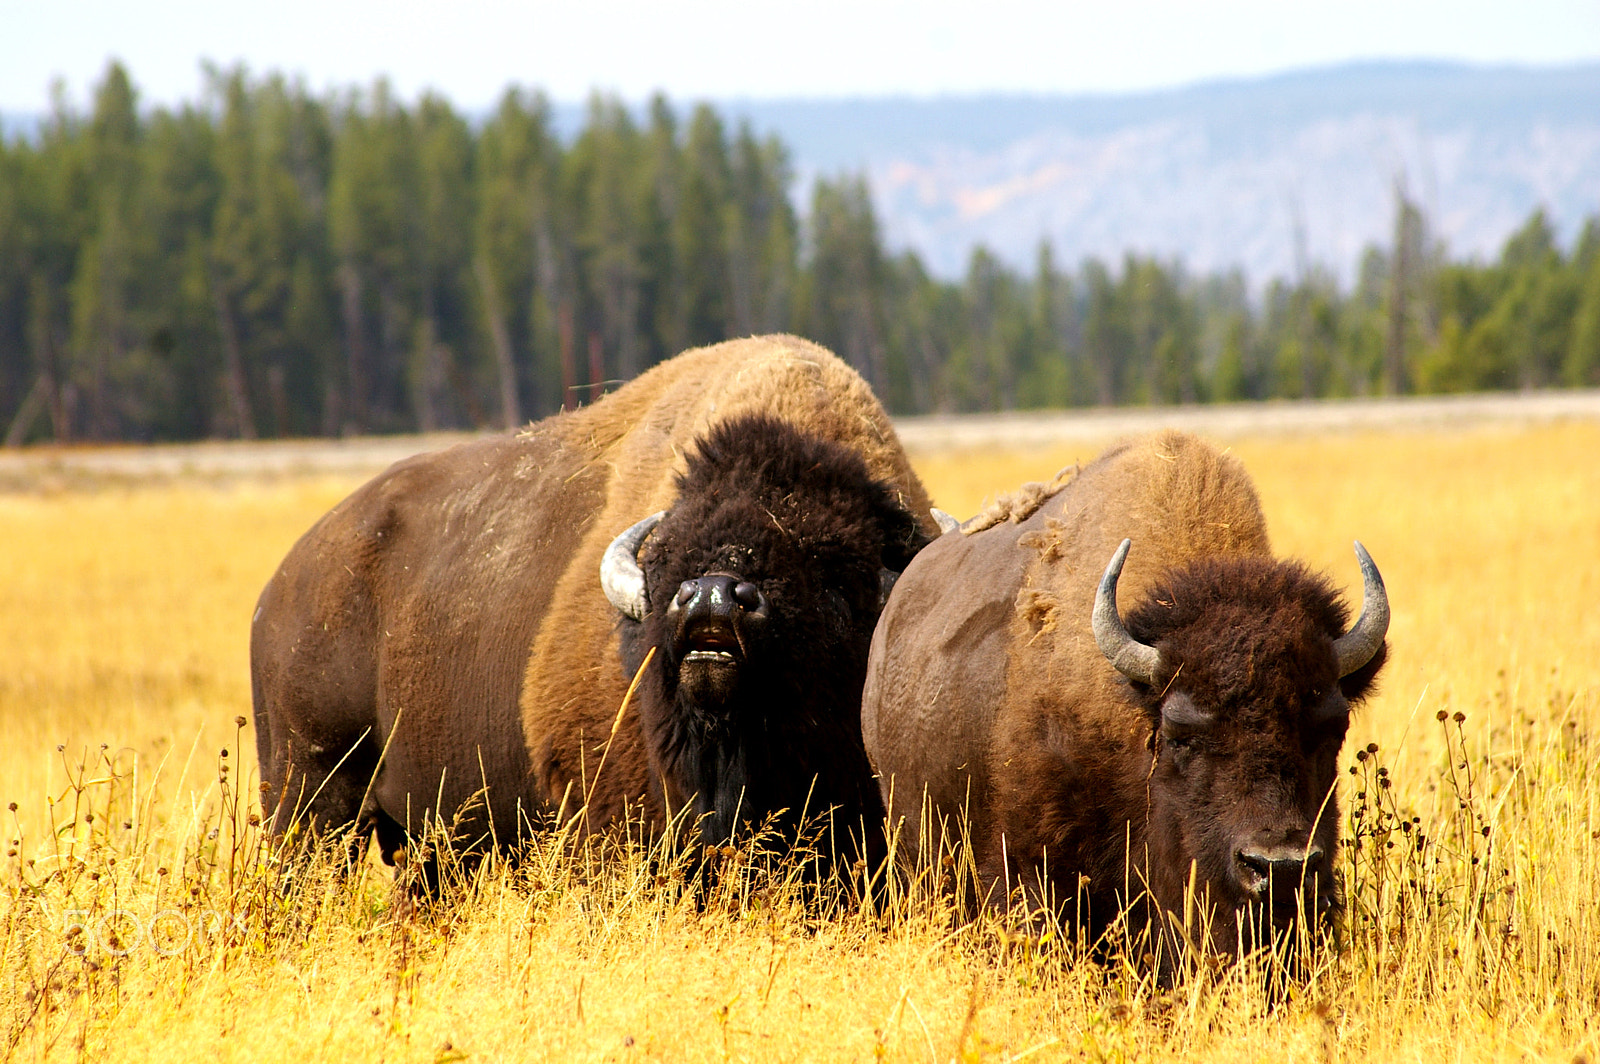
[721, 61, 1600, 285]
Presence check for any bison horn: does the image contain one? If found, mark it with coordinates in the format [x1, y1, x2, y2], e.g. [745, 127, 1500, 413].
[600, 511, 664, 621]
[932, 508, 962, 535]
[1092, 539, 1165, 686]
[1332, 541, 1389, 677]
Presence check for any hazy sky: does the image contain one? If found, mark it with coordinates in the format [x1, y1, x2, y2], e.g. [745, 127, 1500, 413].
[6, 0, 1600, 112]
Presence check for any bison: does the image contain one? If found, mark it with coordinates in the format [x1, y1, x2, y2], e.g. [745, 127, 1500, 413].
[861, 430, 1388, 961]
[252, 335, 937, 880]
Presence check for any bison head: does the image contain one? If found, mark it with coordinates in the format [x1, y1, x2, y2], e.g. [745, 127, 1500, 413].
[601, 414, 928, 856]
[1092, 539, 1389, 957]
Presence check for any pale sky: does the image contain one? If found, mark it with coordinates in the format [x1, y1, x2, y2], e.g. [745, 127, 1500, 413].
[5, 0, 1600, 112]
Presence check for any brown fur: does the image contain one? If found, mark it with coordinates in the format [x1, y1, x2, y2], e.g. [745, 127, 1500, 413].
[862, 430, 1386, 960]
[252, 335, 935, 868]
[963, 464, 1079, 534]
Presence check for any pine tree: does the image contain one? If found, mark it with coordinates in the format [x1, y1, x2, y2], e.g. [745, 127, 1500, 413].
[474, 87, 560, 425]
[410, 93, 474, 430]
[1564, 221, 1600, 386]
[69, 62, 146, 439]
[802, 174, 885, 390]
[567, 95, 646, 393]
[672, 106, 733, 350]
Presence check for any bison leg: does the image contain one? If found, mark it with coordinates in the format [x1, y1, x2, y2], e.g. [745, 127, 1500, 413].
[256, 720, 385, 870]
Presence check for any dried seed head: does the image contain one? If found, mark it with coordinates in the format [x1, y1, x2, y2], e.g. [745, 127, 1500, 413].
[234, 716, 248, 728]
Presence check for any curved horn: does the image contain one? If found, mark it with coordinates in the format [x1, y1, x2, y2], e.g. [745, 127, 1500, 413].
[1092, 539, 1165, 686]
[599, 511, 664, 621]
[931, 508, 962, 535]
[1332, 540, 1389, 677]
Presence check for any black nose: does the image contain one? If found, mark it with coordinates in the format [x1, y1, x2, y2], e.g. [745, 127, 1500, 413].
[671, 574, 766, 619]
[1235, 843, 1327, 903]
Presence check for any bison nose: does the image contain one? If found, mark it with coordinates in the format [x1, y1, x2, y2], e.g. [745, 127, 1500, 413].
[672, 574, 767, 619]
[1235, 843, 1326, 902]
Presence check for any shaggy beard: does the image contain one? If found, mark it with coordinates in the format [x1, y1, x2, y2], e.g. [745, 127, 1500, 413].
[642, 646, 875, 855]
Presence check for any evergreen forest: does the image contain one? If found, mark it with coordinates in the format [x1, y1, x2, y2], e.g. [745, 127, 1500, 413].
[3, 63, 1599, 444]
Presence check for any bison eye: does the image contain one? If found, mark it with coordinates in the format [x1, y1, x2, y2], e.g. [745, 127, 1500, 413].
[1303, 710, 1350, 755]
[1159, 726, 1203, 771]
[1310, 688, 1353, 725]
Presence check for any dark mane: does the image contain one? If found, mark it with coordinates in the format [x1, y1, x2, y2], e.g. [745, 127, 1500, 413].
[669, 412, 926, 573]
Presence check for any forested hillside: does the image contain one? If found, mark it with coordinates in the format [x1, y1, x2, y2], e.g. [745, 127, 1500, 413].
[3, 63, 1599, 443]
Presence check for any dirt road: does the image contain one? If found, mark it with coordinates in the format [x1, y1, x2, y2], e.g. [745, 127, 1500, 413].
[4, 389, 1597, 490]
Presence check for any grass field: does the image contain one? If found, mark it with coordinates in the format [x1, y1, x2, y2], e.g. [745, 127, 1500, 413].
[1, 421, 1596, 1062]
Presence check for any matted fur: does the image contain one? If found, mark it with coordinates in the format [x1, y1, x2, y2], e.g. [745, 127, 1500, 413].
[251, 335, 935, 868]
[862, 430, 1386, 959]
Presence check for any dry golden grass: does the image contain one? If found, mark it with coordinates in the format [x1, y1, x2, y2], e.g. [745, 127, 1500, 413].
[1, 421, 1597, 1062]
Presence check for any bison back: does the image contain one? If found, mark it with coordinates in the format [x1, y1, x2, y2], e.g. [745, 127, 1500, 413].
[251, 430, 607, 846]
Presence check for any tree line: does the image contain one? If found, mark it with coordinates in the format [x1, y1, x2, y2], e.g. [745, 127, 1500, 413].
[3, 63, 1599, 444]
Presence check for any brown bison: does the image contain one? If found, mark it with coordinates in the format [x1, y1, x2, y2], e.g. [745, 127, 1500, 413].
[861, 430, 1388, 960]
[252, 335, 937, 878]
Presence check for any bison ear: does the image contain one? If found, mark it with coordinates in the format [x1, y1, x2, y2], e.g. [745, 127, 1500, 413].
[882, 522, 936, 574]
[877, 517, 933, 612]
[1338, 639, 1387, 704]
